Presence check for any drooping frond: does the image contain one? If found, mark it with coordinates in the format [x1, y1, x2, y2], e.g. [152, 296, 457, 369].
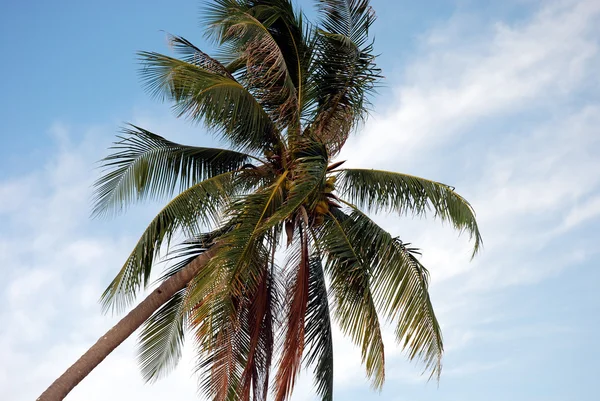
[339, 208, 443, 380]
[193, 290, 246, 401]
[308, 0, 380, 154]
[317, 208, 385, 388]
[138, 51, 282, 152]
[135, 230, 226, 384]
[304, 256, 334, 401]
[274, 221, 310, 401]
[100, 171, 237, 313]
[190, 235, 277, 401]
[93, 125, 254, 217]
[203, 0, 312, 130]
[337, 168, 482, 257]
[137, 289, 187, 383]
[187, 184, 284, 401]
[239, 263, 278, 401]
[180, 235, 244, 401]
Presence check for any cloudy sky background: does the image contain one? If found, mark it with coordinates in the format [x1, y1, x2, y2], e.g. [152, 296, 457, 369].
[1, 0, 599, 400]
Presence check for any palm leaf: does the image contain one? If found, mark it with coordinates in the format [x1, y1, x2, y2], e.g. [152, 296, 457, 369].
[304, 256, 334, 401]
[341, 208, 443, 380]
[158, 227, 232, 281]
[261, 142, 328, 230]
[275, 221, 310, 401]
[317, 208, 385, 388]
[187, 183, 285, 400]
[137, 289, 187, 383]
[337, 168, 482, 257]
[136, 232, 225, 383]
[203, 0, 312, 131]
[93, 125, 254, 217]
[138, 51, 282, 152]
[308, 0, 380, 154]
[100, 171, 237, 313]
[240, 265, 277, 401]
[167, 34, 236, 79]
[190, 239, 274, 401]
[205, 171, 287, 299]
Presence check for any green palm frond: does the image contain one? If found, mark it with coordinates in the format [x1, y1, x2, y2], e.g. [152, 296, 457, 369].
[304, 256, 334, 401]
[207, 5, 300, 127]
[194, 297, 246, 401]
[137, 289, 187, 383]
[340, 208, 443, 380]
[203, 173, 287, 300]
[308, 0, 380, 154]
[138, 51, 282, 152]
[183, 237, 243, 401]
[136, 232, 223, 383]
[192, 256, 280, 401]
[203, 0, 317, 134]
[158, 228, 232, 281]
[93, 125, 255, 217]
[337, 168, 482, 257]
[317, 209, 385, 388]
[100, 171, 237, 313]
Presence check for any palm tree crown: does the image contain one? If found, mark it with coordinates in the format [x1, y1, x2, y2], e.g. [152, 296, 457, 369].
[94, 1, 482, 401]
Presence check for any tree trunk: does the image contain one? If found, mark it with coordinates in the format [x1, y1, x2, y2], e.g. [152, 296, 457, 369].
[36, 248, 216, 401]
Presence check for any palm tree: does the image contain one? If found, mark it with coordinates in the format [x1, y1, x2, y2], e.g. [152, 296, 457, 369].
[37, 1, 482, 400]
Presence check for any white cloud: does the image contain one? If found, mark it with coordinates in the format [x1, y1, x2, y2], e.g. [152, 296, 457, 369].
[0, 124, 140, 401]
[341, 0, 600, 169]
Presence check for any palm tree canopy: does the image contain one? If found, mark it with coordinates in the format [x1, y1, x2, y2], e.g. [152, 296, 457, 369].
[94, 1, 482, 400]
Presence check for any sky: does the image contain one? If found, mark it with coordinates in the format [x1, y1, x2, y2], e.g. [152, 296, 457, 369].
[1, 0, 599, 400]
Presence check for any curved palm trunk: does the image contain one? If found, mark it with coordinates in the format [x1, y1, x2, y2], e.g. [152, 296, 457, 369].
[36, 249, 215, 401]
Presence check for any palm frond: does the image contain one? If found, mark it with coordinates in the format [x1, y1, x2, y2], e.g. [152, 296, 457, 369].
[304, 256, 334, 401]
[337, 168, 482, 257]
[216, 8, 299, 127]
[200, 170, 288, 303]
[190, 236, 275, 401]
[138, 51, 282, 152]
[100, 171, 237, 313]
[317, 209, 385, 388]
[275, 221, 310, 401]
[93, 125, 254, 217]
[194, 301, 245, 401]
[158, 228, 232, 282]
[340, 208, 443, 380]
[240, 264, 277, 401]
[137, 289, 187, 383]
[308, 0, 380, 154]
[203, 0, 312, 131]
[135, 232, 225, 383]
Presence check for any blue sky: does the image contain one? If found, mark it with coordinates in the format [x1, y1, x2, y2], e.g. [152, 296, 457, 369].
[1, 0, 599, 400]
